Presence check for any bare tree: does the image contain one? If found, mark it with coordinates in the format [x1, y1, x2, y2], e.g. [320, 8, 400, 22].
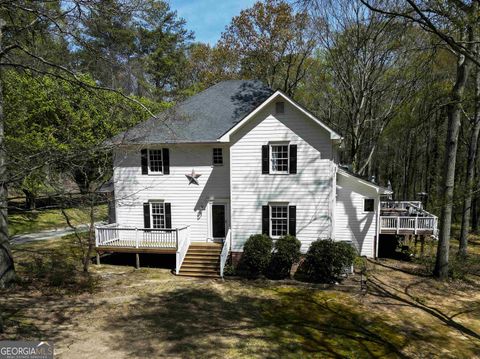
[359, 0, 480, 279]
[304, 0, 427, 174]
[459, 53, 480, 256]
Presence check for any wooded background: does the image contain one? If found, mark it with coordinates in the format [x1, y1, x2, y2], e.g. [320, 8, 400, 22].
[0, 0, 479, 283]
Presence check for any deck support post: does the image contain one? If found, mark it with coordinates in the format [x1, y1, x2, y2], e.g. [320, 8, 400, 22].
[96, 252, 100, 265]
[135, 253, 140, 269]
[420, 236, 425, 257]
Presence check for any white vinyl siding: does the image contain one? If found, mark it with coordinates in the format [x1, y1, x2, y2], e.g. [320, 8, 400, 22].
[114, 144, 230, 242]
[335, 171, 379, 257]
[230, 99, 335, 253]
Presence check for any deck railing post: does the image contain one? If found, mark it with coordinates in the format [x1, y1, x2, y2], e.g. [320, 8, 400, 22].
[414, 217, 418, 235]
[176, 228, 179, 249]
[135, 228, 139, 248]
[396, 217, 400, 234]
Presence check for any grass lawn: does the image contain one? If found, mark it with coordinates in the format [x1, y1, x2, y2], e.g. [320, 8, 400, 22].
[1, 236, 480, 358]
[8, 205, 108, 236]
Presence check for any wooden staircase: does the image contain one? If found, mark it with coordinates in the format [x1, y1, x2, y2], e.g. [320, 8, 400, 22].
[177, 243, 222, 278]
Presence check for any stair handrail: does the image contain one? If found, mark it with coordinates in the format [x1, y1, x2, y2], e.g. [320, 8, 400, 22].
[175, 226, 191, 275]
[220, 228, 231, 278]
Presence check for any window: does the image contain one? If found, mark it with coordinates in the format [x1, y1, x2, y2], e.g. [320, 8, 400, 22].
[150, 202, 166, 229]
[148, 149, 163, 173]
[213, 148, 223, 165]
[276, 101, 285, 114]
[270, 204, 288, 237]
[270, 144, 289, 173]
[364, 198, 375, 212]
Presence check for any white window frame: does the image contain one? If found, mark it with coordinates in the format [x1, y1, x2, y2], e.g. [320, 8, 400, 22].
[148, 149, 163, 174]
[213, 148, 223, 166]
[150, 201, 166, 229]
[269, 203, 289, 238]
[269, 143, 290, 174]
[364, 198, 375, 213]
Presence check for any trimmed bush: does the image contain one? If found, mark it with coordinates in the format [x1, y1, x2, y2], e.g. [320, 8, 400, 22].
[239, 234, 272, 278]
[267, 235, 301, 279]
[297, 239, 356, 283]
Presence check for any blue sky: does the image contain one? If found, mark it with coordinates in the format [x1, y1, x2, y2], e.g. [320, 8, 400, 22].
[168, 0, 257, 45]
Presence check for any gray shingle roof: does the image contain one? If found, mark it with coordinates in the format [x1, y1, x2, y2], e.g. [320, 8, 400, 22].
[111, 80, 274, 144]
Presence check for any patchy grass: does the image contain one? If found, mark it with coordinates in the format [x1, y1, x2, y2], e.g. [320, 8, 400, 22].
[8, 205, 108, 236]
[1, 237, 480, 358]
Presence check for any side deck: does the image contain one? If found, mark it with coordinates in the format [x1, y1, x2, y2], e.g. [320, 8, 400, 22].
[379, 201, 438, 237]
[95, 224, 231, 277]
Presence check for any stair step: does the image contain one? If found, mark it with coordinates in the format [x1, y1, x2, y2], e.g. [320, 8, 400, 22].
[177, 272, 220, 278]
[182, 262, 219, 269]
[180, 268, 220, 275]
[183, 257, 219, 262]
[188, 248, 222, 253]
[185, 254, 219, 259]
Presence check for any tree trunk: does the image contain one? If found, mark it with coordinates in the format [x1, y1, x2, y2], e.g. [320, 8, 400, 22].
[22, 188, 36, 210]
[434, 34, 472, 279]
[459, 65, 480, 256]
[83, 196, 96, 273]
[0, 20, 16, 288]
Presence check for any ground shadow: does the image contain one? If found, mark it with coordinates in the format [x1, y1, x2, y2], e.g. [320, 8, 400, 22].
[103, 284, 418, 358]
[98, 253, 175, 270]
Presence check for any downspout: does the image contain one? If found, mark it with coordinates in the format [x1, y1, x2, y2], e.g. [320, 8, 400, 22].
[375, 189, 381, 259]
[330, 163, 338, 240]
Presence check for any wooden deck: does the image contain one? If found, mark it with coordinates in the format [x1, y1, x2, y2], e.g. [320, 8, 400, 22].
[379, 201, 438, 237]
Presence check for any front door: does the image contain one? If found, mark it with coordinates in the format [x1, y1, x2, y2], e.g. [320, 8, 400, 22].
[212, 204, 226, 240]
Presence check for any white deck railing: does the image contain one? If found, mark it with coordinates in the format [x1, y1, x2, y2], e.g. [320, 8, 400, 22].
[95, 224, 190, 250]
[175, 226, 191, 274]
[96, 225, 175, 248]
[219, 228, 231, 278]
[380, 216, 438, 235]
[381, 201, 423, 210]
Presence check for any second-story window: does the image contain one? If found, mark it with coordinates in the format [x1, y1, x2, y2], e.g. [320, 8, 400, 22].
[149, 149, 163, 173]
[213, 148, 223, 165]
[270, 144, 289, 174]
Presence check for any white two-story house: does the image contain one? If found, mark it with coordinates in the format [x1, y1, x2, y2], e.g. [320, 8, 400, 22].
[96, 80, 399, 277]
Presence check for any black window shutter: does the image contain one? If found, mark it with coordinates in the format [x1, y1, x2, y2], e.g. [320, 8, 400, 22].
[141, 149, 148, 175]
[262, 205, 270, 236]
[289, 145, 297, 174]
[165, 203, 172, 228]
[162, 148, 170, 174]
[143, 203, 151, 228]
[288, 206, 296, 236]
[262, 145, 269, 174]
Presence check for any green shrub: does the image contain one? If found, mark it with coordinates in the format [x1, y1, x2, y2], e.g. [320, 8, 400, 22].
[267, 235, 301, 279]
[297, 239, 356, 283]
[239, 234, 272, 278]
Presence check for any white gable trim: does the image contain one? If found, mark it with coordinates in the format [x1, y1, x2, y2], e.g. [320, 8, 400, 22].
[337, 168, 393, 195]
[218, 91, 342, 142]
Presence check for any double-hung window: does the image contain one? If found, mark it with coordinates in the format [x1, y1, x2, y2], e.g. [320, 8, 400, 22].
[270, 144, 289, 174]
[148, 149, 163, 173]
[150, 202, 166, 229]
[213, 148, 223, 165]
[270, 204, 288, 237]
